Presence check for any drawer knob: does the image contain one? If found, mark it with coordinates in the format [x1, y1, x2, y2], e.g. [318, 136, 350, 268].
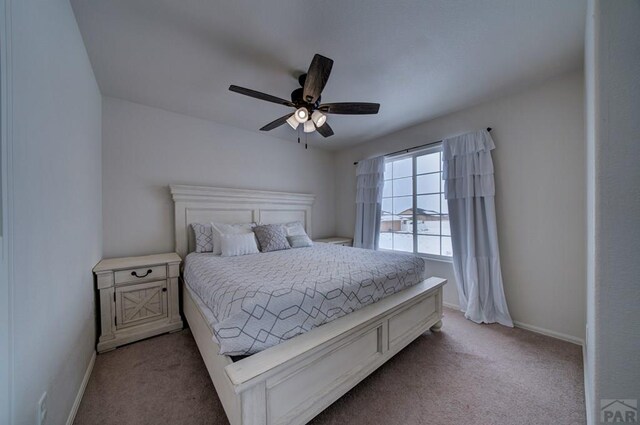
[131, 269, 152, 278]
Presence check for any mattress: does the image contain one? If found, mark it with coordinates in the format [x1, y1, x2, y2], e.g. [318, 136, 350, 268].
[184, 243, 427, 356]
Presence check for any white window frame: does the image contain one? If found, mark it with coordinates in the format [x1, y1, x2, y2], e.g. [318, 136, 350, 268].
[379, 143, 452, 262]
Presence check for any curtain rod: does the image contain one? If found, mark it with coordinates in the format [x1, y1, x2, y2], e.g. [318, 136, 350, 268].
[353, 127, 492, 165]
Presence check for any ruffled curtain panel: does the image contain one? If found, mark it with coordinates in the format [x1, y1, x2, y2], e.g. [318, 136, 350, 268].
[354, 156, 385, 250]
[443, 130, 513, 326]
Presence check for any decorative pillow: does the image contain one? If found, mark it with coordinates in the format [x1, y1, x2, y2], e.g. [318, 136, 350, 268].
[220, 233, 260, 257]
[191, 223, 213, 253]
[211, 222, 255, 255]
[283, 221, 308, 237]
[253, 224, 291, 252]
[287, 234, 313, 248]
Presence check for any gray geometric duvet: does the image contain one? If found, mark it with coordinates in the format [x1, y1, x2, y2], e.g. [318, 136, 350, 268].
[184, 244, 427, 355]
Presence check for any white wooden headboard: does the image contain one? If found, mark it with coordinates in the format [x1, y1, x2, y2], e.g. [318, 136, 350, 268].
[170, 185, 315, 259]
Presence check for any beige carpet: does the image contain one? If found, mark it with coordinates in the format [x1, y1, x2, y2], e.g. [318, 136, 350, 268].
[74, 308, 585, 425]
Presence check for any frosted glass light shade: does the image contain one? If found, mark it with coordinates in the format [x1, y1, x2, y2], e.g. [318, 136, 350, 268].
[286, 115, 299, 129]
[303, 120, 315, 133]
[294, 108, 309, 123]
[311, 110, 326, 127]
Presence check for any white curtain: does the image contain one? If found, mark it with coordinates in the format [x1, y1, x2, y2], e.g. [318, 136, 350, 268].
[443, 130, 513, 326]
[354, 156, 385, 249]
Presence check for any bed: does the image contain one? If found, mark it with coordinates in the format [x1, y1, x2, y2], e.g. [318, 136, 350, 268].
[171, 184, 445, 425]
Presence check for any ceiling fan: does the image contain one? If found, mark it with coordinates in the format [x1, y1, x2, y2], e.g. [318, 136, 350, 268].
[229, 54, 380, 138]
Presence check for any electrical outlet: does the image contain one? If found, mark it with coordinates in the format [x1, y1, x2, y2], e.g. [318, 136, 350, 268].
[37, 392, 47, 425]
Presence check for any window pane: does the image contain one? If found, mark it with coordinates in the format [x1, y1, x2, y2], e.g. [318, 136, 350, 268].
[392, 158, 412, 178]
[417, 152, 440, 174]
[379, 231, 392, 250]
[382, 182, 392, 198]
[393, 233, 414, 252]
[441, 236, 453, 257]
[392, 177, 412, 197]
[441, 215, 451, 236]
[382, 200, 402, 232]
[381, 217, 399, 232]
[441, 194, 448, 214]
[392, 196, 412, 215]
[382, 199, 393, 221]
[416, 173, 440, 195]
[417, 235, 440, 255]
[417, 194, 440, 215]
[417, 216, 440, 235]
[384, 161, 392, 179]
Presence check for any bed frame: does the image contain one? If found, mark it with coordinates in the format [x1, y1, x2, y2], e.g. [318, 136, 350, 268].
[170, 184, 445, 425]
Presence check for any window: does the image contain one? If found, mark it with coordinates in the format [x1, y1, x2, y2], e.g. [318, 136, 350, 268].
[379, 144, 452, 259]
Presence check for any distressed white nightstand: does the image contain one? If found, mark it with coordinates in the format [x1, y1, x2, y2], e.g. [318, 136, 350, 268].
[93, 253, 183, 353]
[313, 237, 354, 247]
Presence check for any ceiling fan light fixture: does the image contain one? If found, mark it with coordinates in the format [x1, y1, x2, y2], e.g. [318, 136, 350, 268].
[286, 115, 299, 129]
[311, 110, 327, 127]
[294, 107, 309, 123]
[303, 120, 315, 133]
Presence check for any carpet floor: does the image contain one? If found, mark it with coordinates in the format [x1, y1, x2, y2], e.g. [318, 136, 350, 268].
[74, 308, 585, 425]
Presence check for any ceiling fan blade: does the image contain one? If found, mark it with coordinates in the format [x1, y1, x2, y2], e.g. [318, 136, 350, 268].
[229, 85, 294, 107]
[303, 54, 334, 103]
[260, 113, 293, 131]
[318, 102, 380, 115]
[315, 122, 334, 138]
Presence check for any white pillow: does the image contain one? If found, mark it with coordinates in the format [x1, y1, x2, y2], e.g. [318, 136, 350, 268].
[220, 233, 259, 257]
[211, 222, 255, 255]
[283, 221, 308, 237]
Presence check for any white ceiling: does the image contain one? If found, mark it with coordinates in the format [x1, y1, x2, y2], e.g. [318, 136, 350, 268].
[71, 0, 586, 150]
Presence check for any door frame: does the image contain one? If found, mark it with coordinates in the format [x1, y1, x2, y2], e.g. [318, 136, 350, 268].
[0, 0, 15, 423]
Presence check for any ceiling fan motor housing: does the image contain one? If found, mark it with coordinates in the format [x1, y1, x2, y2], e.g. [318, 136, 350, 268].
[291, 86, 320, 110]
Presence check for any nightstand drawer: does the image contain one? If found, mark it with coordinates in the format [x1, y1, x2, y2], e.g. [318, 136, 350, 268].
[114, 265, 167, 285]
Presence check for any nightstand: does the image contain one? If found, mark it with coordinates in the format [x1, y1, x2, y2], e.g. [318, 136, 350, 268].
[93, 253, 183, 353]
[313, 237, 354, 247]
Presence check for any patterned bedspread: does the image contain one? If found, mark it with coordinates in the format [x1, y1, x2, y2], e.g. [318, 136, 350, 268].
[184, 244, 427, 355]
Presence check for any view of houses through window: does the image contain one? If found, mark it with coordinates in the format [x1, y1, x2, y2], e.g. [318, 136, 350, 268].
[379, 145, 452, 258]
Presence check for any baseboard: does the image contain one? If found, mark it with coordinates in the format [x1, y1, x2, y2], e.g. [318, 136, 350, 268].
[442, 302, 584, 346]
[443, 301, 459, 310]
[65, 351, 95, 425]
[583, 344, 594, 425]
[512, 320, 584, 346]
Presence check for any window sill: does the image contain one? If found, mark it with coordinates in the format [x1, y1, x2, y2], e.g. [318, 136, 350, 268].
[417, 253, 453, 264]
[377, 248, 453, 264]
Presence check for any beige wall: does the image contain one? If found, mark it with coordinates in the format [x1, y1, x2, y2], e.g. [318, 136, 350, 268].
[8, 0, 103, 423]
[102, 97, 336, 258]
[334, 71, 586, 342]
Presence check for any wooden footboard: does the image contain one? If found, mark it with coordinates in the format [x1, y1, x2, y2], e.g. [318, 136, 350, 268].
[183, 277, 445, 425]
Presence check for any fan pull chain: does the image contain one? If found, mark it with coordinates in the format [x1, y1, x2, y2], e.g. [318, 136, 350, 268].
[297, 126, 301, 144]
[305, 132, 308, 149]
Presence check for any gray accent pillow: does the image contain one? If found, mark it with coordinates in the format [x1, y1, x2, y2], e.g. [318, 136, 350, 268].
[191, 223, 213, 253]
[287, 234, 313, 248]
[253, 224, 291, 252]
